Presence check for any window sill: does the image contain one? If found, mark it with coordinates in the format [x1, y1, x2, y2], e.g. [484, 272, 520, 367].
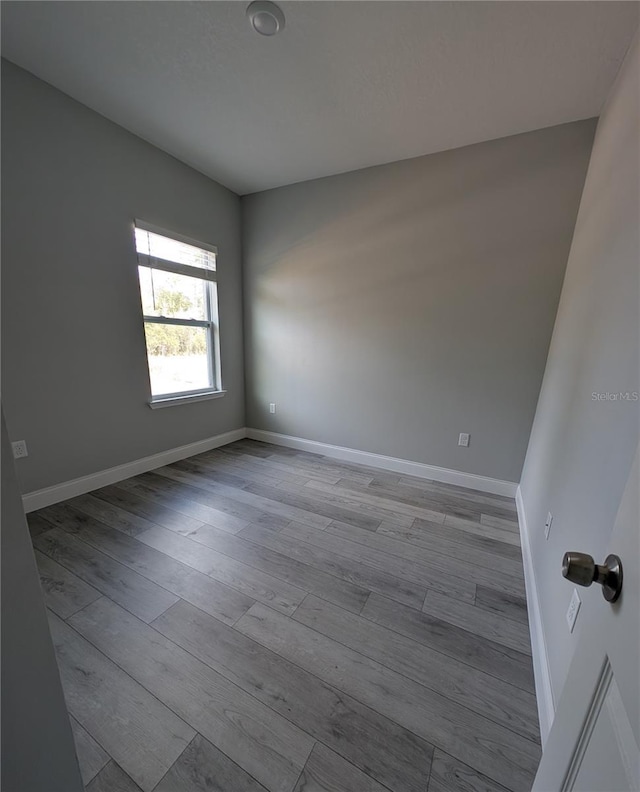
[149, 390, 227, 409]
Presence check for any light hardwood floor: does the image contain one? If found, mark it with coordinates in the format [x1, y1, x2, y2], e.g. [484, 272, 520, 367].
[28, 439, 541, 792]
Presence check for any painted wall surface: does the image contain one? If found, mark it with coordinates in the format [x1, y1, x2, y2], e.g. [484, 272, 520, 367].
[242, 121, 596, 483]
[1, 410, 83, 792]
[519, 36, 639, 706]
[1, 61, 244, 494]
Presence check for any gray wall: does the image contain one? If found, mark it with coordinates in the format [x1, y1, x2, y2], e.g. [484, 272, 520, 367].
[1, 409, 83, 792]
[520, 35, 639, 704]
[1, 60, 244, 495]
[242, 120, 596, 483]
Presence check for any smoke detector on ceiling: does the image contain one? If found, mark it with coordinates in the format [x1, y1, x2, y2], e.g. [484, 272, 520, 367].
[246, 1, 285, 36]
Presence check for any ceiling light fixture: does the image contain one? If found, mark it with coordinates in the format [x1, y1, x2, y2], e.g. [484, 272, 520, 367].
[246, 1, 285, 37]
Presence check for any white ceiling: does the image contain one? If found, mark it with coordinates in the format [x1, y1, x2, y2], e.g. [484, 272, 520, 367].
[2, 2, 638, 195]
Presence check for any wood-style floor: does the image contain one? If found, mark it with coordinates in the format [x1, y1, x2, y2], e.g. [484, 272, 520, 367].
[28, 439, 541, 792]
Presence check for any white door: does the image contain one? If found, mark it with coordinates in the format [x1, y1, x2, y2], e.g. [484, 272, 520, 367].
[533, 447, 639, 792]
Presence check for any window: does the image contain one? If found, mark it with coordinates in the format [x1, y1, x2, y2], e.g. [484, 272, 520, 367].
[134, 221, 223, 406]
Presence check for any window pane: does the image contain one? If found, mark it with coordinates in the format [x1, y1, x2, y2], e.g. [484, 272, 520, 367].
[144, 323, 212, 396]
[135, 228, 215, 271]
[138, 267, 208, 321]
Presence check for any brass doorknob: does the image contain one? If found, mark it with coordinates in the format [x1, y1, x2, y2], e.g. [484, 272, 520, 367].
[562, 552, 623, 603]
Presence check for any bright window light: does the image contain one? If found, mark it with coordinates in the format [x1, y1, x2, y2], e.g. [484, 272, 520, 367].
[134, 222, 221, 402]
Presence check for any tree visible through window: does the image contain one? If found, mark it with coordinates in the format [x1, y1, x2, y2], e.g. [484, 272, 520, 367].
[134, 222, 221, 401]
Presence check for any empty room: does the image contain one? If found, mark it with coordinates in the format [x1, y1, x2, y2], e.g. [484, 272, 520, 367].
[1, 2, 638, 791]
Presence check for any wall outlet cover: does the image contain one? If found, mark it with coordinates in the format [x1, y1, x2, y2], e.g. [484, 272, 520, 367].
[566, 588, 581, 633]
[458, 433, 470, 447]
[11, 440, 28, 459]
[544, 512, 553, 539]
[269, 403, 276, 414]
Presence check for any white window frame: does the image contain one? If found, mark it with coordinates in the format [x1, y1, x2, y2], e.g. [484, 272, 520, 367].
[134, 220, 224, 408]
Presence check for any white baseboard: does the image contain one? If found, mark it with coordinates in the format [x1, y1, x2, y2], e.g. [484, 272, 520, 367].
[516, 485, 555, 744]
[21, 427, 247, 513]
[246, 428, 518, 497]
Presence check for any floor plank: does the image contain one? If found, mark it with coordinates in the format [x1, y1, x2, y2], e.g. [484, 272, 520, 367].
[153, 599, 434, 792]
[85, 761, 144, 792]
[279, 478, 417, 530]
[443, 515, 521, 547]
[280, 521, 477, 603]
[115, 475, 252, 533]
[428, 748, 511, 792]
[293, 743, 389, 792]
[395, 478, 517, 518]
[198, 454, 315, 492]
[361, 593, 535, 694]
[70, 715, 110, 786]
[228, 440, 279, 458]
[91, 484, 208, 535]
[412, 516, 523, 561]
[40, 500, 148, 538]
[135, 525, 307, 615]
[142, 470, 290, 530]
[34, 549, 102, 619]
[240, 522, 428, 610]
[171, 456, 286, 493]
[26, 512, 53, 539]
[327, 521, 525, 598]
[293, 595, 539, 742]
[422, 590, 532, 655]
[164, 519, 369, 614]
[303, 478, 444, 525]
[375, 519, 523, 576]
[475, 585, 529, 625]
[34, 527, 179, 623]
[67, 493, 159, 536]
[246, 481, 382, 532]
[155, 467, 331, 530]
[480, 514, 520, 532]
[236, 603, 540, 792]
[49, 509, 255, 625]
[248, 448, 378, 486]
[219, 445, 375, 486]
[49, 613, 194, 792]
[155, 734, 268, 792]
[69, 598, 314, 792]
[336, 477, 482, 522]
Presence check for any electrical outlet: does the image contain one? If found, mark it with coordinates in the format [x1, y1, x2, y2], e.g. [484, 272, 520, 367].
[12, 440, 28, 459]
[544, 512, 553, 540]
[566, 588, 581, 633]
[269, 403, 276, 414]
[458, 433, 470, 447]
